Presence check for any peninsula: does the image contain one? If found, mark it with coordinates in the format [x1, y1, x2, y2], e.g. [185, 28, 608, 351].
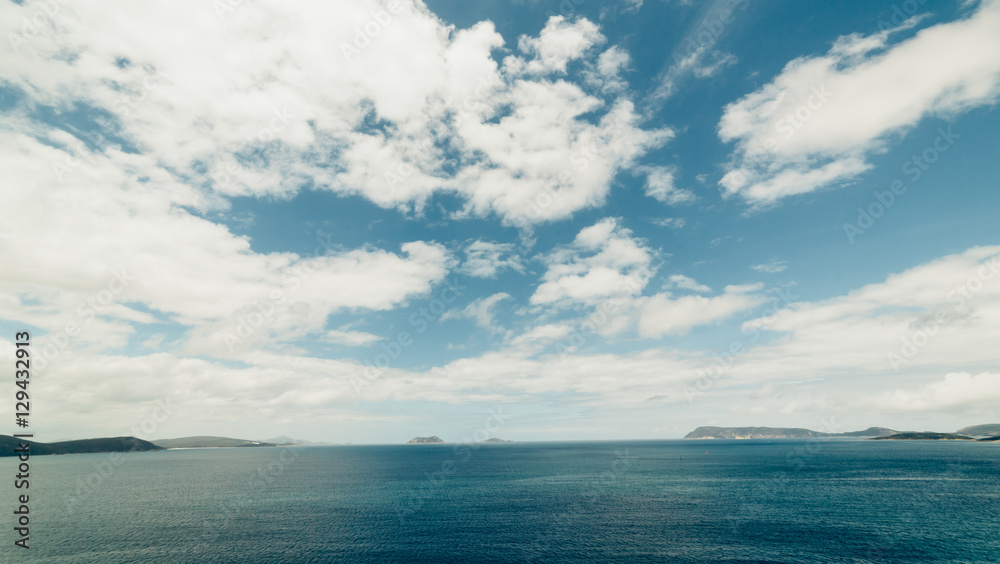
[686, 424, 1000, 441]
[151, 436, 277, 449]
[871, 432, 973, 440]
[684, 426, 898, 439]
[0, 435, 162, 456]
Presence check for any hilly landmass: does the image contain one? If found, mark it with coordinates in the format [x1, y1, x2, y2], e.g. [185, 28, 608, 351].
[956, 424, 1000, 437]
[686, 425, 1000, 441]
[0, 435, 162, 456]
[265, 436, 339, 446]
[684, 426, 898, 439]
[407, 436, 444, 444]
[151, 436, 276, 449]
[835, 427, 899, 437]
[872, 432, 974, 441]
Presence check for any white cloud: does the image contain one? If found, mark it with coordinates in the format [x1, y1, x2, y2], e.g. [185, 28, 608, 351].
[460, 240, 525, 278]
[0, 2, 670, 225]
[718, 0, 1000, 204]
[324, 330, 384, 346]
[666, 274, 711, 293]
[622, 0, 644, 14]
[751, 260, 787, 273]
[585, 45, 631, 92]
[531, 218, 654, 306]
[638, 165, 696, 205]
[443, 293, 511, 331]
[692, 51, 737, 78]
[651, 217, 685, 229]
[731, 246, 1000, 384]
[649, 0, 749, 104]
[0, 129, 454, 359]
[506, 322, 574, 350]
[517, 16, 604, 75]
[638, 285, 765, 337]
[141, 334, 166, 350]
[867, 372, 1000, 412]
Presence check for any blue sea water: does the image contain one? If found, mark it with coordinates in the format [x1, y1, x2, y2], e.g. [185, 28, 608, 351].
[1, 440, 998, 563]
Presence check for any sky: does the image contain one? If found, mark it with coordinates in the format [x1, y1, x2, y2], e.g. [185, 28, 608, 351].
[1, 0, 999, 443]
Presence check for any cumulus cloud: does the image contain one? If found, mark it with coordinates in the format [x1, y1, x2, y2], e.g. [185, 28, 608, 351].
[638, 283, 765, 337]
[638, 165, 696, 205]
[0, 126, 454, 359]
[517, 16, 604, 74]
[0, 2, 670, 226]
[666, 274, 711, 293]
[531, 217, 654, 306]
[460, 240, 525, 278]
[443, 292, 511, 331]
[718, 0, 1000, 204]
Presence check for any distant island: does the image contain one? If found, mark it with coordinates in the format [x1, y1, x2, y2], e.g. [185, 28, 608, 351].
[956, 424, 1000, 437]
[0, 435, 162, 457]
[871, 432, 973, 441]
[686, 424, 1000, 441]
[684, 426, 898, 439]
[264, 436, 339, 446]
[406, 436, 444, 444]
[151, 436, 277, 449]
[481, 438, 513, 443]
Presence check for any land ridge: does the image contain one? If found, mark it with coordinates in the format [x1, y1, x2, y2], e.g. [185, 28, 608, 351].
[0, 435, 162, 456]
[151, 436, 277, 449]
[686, 425, 1000, 441]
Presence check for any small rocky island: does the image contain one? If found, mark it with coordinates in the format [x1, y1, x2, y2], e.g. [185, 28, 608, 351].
[406, 436, 444, 444]
[481, 438, 513, 443]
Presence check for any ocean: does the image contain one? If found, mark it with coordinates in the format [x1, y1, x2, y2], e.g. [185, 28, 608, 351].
[2, 440, 998, 563]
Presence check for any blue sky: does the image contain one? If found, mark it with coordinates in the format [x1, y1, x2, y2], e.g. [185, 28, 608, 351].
[1, 0, 999, 443]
